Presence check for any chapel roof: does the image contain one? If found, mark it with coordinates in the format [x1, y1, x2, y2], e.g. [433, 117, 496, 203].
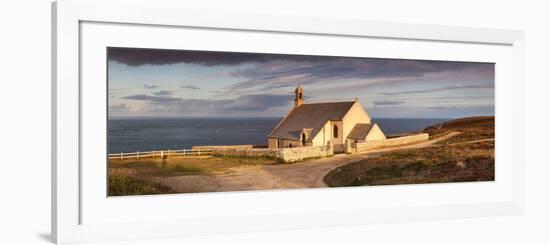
[347, 123, 375, 140]
[268, 101, 355, 140]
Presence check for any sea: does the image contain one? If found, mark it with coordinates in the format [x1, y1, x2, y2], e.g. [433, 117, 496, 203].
[108, 118, 449, 153]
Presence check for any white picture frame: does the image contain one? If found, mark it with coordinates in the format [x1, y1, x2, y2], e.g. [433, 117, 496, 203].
[52, 0, 525, 244]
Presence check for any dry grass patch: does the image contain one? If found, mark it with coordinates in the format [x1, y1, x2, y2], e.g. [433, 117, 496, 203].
[108, 156, 278, 196]
[109, 156, 278, 177]
[109, 175, 175, 196]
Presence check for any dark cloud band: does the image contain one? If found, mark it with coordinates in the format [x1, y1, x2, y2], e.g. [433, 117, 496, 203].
[123, 94, 182, 103]
[108, 47, 333, 66]
[378, 84, 494, 96]
[121, 93, 292, 112]
[373, 100, 405, 107]
[143, 84, 159, 89]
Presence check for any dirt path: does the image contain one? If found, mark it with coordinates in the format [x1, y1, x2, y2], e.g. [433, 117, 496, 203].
[157, 131, 461, 193]
[445, 138, 494, 146]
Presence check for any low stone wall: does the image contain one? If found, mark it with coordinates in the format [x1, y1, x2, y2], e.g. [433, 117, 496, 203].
[277, 145, 333, 163]
[192, 145, 253, 151]
[352, 133, 429, 153]
[211, 145, 333, 163]
[196, 133, 426, 163]
[212, 148, 278, 158]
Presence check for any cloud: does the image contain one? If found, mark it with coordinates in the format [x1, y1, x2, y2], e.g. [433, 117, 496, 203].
[119, 93, 293, 115]
[108, 47, 495, 118]
[224, 58, 494, 94]
[426, 105, 493, 111]
[108, 47, 330, 66]
[109, 47, 494, 98]
[427, 106, 461, 110]
[223, 94, 293, 111]
[143, 84, 159, 89]
[168, 94, 292, 112]
[109, 103, 129, 111]
[153, 90, 172, 96]
[122, 94, 182, 103]
[378, 84, 494, 96]
[160, 98, 232, 113]
[109, 87, 130, 92]
[373, 100, 405, 107]
[180, 85, 200, 90]
[108, 47, 493, 80]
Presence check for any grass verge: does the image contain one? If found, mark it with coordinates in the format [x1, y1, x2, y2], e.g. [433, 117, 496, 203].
[109, 155, 279, 178]
[108, 175, 174, 196]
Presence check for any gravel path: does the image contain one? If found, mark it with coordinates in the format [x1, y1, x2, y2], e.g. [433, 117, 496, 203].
[157, 132, 461, 193]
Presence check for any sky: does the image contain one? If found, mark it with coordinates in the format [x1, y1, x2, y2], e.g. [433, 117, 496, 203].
[107, 47, 494, 119]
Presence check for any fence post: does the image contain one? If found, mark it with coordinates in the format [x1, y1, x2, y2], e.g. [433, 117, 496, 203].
[120, 152, 123, 160]
[198, 148, 201, 156]
[137, 151, 139, 159]
[161, 150, 164, 158]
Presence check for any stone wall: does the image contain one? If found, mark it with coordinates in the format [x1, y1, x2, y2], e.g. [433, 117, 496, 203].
[212, 147, 279, 158]
[351, 133, 429, 153]
[211, 145, 333, 163]
[277, 145, 333, 163]
[195, 133, 427, 163]
[192, 145, 253, 151]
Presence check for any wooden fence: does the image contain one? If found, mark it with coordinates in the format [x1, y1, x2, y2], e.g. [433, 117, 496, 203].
[107, 148, 213, 160]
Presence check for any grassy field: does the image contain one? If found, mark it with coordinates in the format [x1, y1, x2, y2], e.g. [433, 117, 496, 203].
[108, 155, 278, 196]
[324, 116, 495, 187]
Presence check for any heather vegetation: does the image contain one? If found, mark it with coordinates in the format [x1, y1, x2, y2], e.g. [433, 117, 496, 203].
[324, 116, 495, 187]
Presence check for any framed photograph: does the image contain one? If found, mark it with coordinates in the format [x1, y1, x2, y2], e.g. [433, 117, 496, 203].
[52, 0, 525, 244]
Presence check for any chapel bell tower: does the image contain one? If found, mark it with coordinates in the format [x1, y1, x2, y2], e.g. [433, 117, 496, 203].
[294, 82, 304, 107]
